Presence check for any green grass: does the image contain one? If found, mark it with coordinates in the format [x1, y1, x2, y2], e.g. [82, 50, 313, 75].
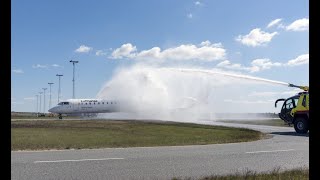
[173, 167, 309, 180]
[11, 120, 264, 150]
[11, 116, 78, 120]
[218, 119, 289, 127]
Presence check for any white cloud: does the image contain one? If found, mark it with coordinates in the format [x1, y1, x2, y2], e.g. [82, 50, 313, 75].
[195, 1, 202, 6]
[75, 45, 92, 53]
[32, 64, 47, 68]
[136, 47, 162, 60]
[286, 18, 309, 31]
[160, 43, 225, 61]
[52, 64, 63, 68]
[286, 54, 309, 66]
[12, 101, 24, 105]
[248, 89, 302, 97]
[199, 41, 222, 47]
[267, 18, 282, 28]
[248, 91, 278, 97]
[187, 13, 193, 18]
[24, 97, 36, 100]
[251, 58, 282, 70]
[216, 53, 307, 73]
[111, 41, 226, 61]
[216, 60, 231, 67]
[12, 69, 24, 73]
[216, 60, 256, 72]
[111, 43, 137, 59]
[96, 50, 107, 56]
[32, 64, 64, 69]
[235, 28, 278, 47]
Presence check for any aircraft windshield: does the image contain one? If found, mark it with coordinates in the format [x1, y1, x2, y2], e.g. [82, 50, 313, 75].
[58, 102, 69, 105]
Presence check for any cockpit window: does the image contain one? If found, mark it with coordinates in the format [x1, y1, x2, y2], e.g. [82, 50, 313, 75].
[58, 102, 69, 105]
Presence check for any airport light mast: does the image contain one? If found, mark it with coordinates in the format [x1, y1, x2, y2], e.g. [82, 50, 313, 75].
[48, 82, 54, 109]
[35, 94, 39, 117]
[69, 60, 79, 99]
[56, 74, 63, 103]
[43, 88, 47, 113]
[39, 92, 43, 115]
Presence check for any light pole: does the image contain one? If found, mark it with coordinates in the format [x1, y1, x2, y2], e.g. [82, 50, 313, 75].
[43, 88, 47, 113]
[35, 94, 39, 116]
[39, 92, 43, 115]
[48, 82, 54, 109]
[69, 60, 79, 99]
[56, 74, 63, 103]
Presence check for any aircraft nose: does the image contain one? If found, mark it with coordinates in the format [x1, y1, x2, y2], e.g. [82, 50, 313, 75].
[48, 107, 57, 113]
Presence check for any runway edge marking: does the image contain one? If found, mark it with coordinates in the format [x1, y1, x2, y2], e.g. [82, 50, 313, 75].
[34, 158, 124, 163]
[245, 149, 295, 154]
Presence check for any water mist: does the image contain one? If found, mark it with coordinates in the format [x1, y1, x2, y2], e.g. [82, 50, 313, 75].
[96, 64, 289, 122]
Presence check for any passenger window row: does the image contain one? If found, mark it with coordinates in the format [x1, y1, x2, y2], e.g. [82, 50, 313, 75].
[77, 102, 117, 105]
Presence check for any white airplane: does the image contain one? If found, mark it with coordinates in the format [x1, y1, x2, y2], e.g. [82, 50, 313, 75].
[48, 99, 120, 119]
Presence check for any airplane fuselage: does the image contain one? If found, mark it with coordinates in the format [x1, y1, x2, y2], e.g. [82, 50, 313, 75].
[48, 99, 119, 114]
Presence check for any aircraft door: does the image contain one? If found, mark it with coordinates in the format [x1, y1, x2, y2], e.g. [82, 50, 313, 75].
[73, 102, 80, 112]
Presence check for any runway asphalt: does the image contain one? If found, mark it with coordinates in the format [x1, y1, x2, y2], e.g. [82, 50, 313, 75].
[11, 121, 309, 180]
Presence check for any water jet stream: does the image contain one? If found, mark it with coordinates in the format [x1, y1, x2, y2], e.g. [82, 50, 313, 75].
[163, 68, 289, 87]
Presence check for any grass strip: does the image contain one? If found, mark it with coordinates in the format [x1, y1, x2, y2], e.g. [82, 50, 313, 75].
[218, 119, 288, 127]
[12, 120, 263, 150]
[172, 167, 309, 180]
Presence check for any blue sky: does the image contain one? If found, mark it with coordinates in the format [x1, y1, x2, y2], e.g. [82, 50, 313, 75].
[12, 0, 309, 113]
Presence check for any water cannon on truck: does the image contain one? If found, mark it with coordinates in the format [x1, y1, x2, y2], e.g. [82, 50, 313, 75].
[288, 83, 309, 91]
[275, 83, 309, 133]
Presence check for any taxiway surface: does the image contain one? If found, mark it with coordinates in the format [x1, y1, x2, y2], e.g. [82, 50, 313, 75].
[11, 121, 309, 180]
